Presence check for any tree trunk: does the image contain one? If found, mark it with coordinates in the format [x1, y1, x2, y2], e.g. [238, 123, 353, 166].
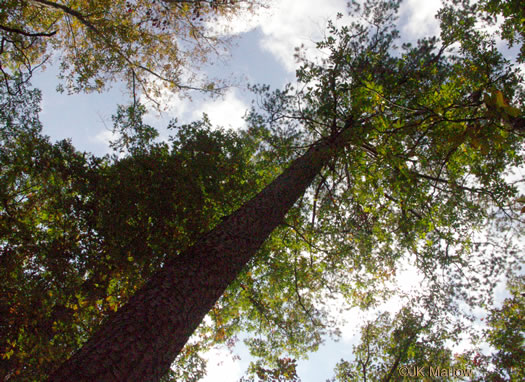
[49, 126, 354, 382]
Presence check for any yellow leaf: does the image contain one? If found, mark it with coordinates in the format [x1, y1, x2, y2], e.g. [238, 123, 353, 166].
[2, 349, 14, 360]
[494, 90, 507, 108]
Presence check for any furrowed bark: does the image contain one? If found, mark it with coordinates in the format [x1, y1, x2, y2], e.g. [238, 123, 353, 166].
[49, 126, 354, 382]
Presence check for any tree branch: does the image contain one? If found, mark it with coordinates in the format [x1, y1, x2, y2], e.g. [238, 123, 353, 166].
[0, 23, 57, 37]
[31, 0, 100, 34]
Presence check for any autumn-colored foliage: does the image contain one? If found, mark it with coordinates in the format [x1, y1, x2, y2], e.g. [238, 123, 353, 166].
[0, 0, 263, 100]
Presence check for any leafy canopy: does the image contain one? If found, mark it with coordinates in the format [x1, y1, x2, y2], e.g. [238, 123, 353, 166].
[229, 0, 524, 376]
[0, 0, 264, 100]
[0, 78, 278, 380]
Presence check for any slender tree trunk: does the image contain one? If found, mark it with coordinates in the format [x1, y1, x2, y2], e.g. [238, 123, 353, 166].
[49, 126, 354, 382]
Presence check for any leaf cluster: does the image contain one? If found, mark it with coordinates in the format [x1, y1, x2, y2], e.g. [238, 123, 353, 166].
[0, 0, 264, 101]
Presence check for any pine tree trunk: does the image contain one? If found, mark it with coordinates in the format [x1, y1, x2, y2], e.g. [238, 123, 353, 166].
[49, 127, 353, 382]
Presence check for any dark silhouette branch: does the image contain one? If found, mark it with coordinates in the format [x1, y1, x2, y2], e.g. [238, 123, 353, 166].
[0, 23, 57, 37]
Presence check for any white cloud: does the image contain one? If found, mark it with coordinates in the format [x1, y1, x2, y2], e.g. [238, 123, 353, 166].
[210, 2, 271, 36]
[138, 87, 248, 137]
[201, 347, 243, 382]
[91, 128, 118, 151]
[205, 0, 348, 73]
[191, 89, 248, 129]
[256, 0, 347, 72]
[221, 0, 445, 74]
[398, 0, 443, 40]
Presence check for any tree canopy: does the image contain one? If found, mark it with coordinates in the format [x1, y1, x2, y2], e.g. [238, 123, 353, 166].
[0, 79, 280, 380]
[0, 0, 263, 100]
[1, 0, 524, 381]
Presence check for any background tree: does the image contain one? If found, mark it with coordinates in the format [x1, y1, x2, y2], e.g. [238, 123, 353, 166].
[327, 275, 524, 382]
[0, 78, 279, 380]
[465, 275, 525, 382]
[327, 308, 463, 382]
[0, 0, 263, 100]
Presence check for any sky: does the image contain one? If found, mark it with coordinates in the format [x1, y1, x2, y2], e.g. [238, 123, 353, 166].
[27, 0, 521, 380]
[34, 0, 445, 157]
